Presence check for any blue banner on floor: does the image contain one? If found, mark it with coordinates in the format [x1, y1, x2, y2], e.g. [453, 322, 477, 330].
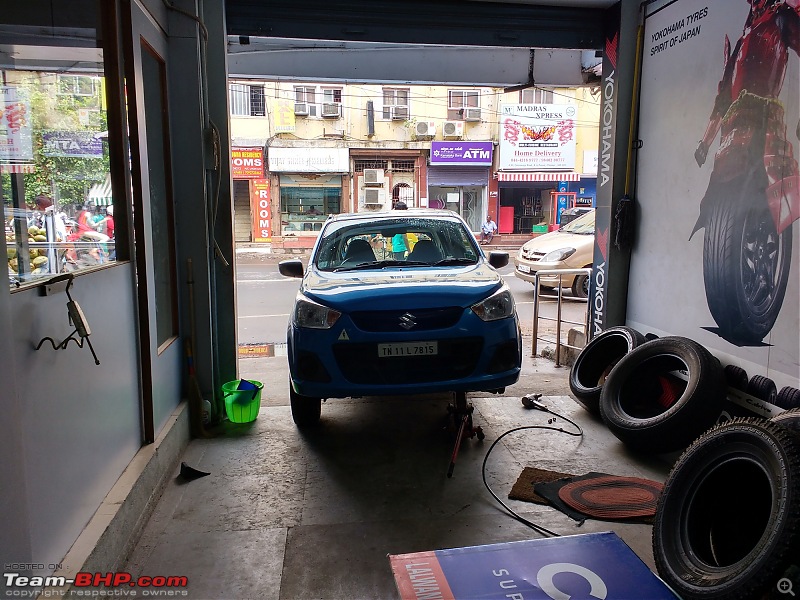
[389, 531, 678, 599]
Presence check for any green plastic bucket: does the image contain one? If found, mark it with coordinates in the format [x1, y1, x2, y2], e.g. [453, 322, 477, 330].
[222, 379, 263, 423]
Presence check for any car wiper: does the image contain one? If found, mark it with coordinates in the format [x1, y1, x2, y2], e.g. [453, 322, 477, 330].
[434, 257, 476, 266]
[332, 260, 430, 272]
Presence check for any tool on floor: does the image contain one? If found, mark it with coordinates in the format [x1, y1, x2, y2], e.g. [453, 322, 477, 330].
[446, 391, 485, 478]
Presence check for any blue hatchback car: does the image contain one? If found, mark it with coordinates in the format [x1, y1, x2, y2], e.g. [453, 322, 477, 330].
[278, 209, 522, 426]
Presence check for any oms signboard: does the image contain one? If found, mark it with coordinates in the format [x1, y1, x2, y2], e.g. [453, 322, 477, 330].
[231, 146, 265, 179]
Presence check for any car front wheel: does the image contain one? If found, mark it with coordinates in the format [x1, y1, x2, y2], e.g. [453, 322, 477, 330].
[290, 385, 321, 427]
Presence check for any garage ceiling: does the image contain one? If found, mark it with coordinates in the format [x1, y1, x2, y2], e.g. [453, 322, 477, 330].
[225, 0, 620, 86]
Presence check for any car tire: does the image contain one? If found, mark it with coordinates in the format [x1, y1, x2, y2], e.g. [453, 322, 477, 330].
[776, 386, 800, 410]
[653, 417, 800, 600]
[746, 375, 778, 405]
[599, 336, 726, 453]
[571, 273, 589, 299]
[772, 407, 800, 437]
[568, 326, 646, 415]
[290, 386, 321, 427]
[723, 364, 749, 390]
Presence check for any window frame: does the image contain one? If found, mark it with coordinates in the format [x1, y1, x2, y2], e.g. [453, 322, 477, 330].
[447, 89, 479, 121]
[382, 87, 409, 120]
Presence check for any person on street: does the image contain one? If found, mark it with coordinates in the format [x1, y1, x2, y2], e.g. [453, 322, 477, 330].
[480, 215, 497, 245]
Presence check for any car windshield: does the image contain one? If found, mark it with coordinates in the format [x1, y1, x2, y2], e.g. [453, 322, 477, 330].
[560, 209, 595, 234]
[314, 216, 481, 271]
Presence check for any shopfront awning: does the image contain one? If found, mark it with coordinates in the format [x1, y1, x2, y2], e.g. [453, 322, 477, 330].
[496, 172, 581, 182]
[87, 174, 113, 206]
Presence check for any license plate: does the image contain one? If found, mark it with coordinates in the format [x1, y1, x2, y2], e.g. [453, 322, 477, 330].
[517, 264, 531, 273]
[377, 341, 438, 357]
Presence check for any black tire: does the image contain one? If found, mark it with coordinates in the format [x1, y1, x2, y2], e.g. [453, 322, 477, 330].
[746, 374, 777, 405]
[599, 336, 726, 453]
[723, 364, 749, 390]
[703, 198, 792, 345]
[290, 386, 321, 427]
[568, 326, 646, 415]
[772, 407, 800, 437]
[653, 418, 800, 600]
[571, 272, 589, 299]
[776, 386, 800, 410]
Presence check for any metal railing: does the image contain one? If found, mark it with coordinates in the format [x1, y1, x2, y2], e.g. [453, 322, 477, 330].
[531, 268, 591, 367]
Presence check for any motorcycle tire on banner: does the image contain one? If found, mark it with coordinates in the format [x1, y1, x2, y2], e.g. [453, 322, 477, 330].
[776, 387, 800, 410]
[653, 418, 800, 600]
[703, 199, 792, 345]
[599, 336, 726, 453]
[773, 407, 800, 436]
[568, 326, 646, 415]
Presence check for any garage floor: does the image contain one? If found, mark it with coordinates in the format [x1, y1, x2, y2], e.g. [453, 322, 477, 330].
[125, 338, 676, 599]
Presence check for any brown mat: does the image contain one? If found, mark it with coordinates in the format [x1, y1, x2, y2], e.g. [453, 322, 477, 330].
[508, 467, 575, 504]
[558, 475, 663, 520]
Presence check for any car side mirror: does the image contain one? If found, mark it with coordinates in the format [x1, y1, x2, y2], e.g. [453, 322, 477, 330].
[488, 251, 509, 269]
[278, 259, 304, 278]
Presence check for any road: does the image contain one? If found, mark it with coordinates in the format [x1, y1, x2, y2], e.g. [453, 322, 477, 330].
[235, 250, 588, 352]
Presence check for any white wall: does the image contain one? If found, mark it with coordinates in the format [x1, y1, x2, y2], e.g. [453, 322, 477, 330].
[630, 0, 800, 387]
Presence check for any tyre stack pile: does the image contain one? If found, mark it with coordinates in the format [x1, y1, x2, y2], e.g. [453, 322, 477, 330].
[569, 327, 800, 598]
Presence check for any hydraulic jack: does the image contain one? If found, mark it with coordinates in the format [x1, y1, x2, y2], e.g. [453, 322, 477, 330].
[446, 391, 485, 478]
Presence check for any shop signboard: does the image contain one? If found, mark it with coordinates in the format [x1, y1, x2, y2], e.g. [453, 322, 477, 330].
[390, 532, 677, 599]
[498, 103, 577, 171]
[231, 146, 265, 179]
[430, 141, 493, 166]
[0, 86, 33, 162]
[42, 131, 105, 158]
[250, 178, 271, 242]
[268, 147, 348, 173]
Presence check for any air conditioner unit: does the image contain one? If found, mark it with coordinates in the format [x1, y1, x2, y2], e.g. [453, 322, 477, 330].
[464, 107, 482, 122]
[294, 102, 309, 116]
[443, 121, 464, 138]
[321, 103, 341, 118]
[415, 121, 436, 138]
[363, 168, 384, 186]
[390, 105, 409, 120]
[363, 188, 385, 205]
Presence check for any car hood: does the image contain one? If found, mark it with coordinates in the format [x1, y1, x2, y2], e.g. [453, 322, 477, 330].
[522, 231, 594, 253]
[301, 263, 504, 310]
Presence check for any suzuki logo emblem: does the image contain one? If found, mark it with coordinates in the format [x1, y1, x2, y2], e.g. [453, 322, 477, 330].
[399, 313, 417, 330]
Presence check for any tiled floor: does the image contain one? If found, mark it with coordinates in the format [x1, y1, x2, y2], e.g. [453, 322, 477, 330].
[125, 339, 674, 599]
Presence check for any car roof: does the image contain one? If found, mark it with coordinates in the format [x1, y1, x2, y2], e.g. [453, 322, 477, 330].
[325, 209, 463, 224]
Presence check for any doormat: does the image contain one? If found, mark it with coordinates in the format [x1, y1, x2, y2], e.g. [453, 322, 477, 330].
[508, 466, 575, 504]
[534, 472, 661, 524]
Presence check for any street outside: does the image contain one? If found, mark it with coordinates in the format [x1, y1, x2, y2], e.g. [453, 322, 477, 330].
[234, 247, 588, 362]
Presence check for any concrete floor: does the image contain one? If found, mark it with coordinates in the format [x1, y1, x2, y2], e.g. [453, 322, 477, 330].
[125, 338, 675, 599]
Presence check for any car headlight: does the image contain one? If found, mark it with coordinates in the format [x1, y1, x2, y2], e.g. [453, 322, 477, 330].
[541, 247, 576, 262]
[471, 287, 515, 322]
[294, 294, 341, 329]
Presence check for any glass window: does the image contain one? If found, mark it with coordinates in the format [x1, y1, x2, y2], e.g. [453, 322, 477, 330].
[448, 89, 479, 120]
[382, 88, 409, 119]
[521, 88, 554, 104]
[249, 85, 265, 116]
[229, 83, 265, 117]
[322, 88, 342, 104]
[295, 86, 317, 117]
[279, 187, 340, 236]
[3, 58, 116, 289]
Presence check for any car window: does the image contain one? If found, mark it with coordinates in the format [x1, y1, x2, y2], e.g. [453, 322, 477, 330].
[314, 216, 479, 271]
[560, 210, 595, 234]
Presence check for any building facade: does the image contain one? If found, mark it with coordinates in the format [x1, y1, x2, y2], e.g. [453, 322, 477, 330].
[228, 81, 601, 249]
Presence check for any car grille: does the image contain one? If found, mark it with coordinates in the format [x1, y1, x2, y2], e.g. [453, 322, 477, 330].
[521, 249, 545, 261]
[333, 338, 483, 384]
[349, 307, 464, 332]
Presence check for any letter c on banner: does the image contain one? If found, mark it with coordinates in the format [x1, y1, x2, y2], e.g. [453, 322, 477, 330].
[537, 563, 608, 600]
